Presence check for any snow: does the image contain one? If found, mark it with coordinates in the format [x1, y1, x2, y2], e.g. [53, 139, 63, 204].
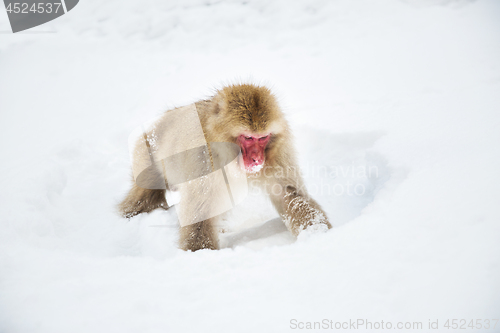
[246, 163, 263, 174]
[1, 0, 499, 332]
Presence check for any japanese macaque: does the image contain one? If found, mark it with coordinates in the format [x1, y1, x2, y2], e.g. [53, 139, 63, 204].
[118, 84, 331, 251]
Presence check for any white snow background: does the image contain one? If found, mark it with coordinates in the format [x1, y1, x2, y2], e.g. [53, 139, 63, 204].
[1, 0, 499, 332]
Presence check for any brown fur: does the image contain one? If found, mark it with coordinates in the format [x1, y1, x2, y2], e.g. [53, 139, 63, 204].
[118, 83, 331, 251]
[118, 182, 168, 218]
[179, 217, 219, 251]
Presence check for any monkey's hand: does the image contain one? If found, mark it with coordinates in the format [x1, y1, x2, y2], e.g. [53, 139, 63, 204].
[282, 191, 332, 237]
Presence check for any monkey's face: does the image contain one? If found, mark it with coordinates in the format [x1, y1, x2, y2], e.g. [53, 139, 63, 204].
[237, 133, 271, 173]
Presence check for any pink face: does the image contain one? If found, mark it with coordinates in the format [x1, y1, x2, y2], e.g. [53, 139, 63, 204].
[237, 133, 271, 173]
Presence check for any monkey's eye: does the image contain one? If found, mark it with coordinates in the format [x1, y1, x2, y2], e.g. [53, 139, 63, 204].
[244, 136, 252, 140]
[259, 135, 269, 141]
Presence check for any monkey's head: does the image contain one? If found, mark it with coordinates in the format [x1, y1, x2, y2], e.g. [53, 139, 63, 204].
[207, 84, 287, 173]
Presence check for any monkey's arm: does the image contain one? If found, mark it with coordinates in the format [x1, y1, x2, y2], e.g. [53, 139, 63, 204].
[283, 186, 331, 235]
[269, 180, 331, 236]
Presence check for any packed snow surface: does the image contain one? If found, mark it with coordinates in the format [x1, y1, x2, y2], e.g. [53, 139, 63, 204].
[0, 0, 499, 332]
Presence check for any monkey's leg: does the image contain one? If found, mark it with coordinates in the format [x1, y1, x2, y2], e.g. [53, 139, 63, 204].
[274, 187, 332, 236]
[179, 218, 219, 251]
[118, 183, 168, 218]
